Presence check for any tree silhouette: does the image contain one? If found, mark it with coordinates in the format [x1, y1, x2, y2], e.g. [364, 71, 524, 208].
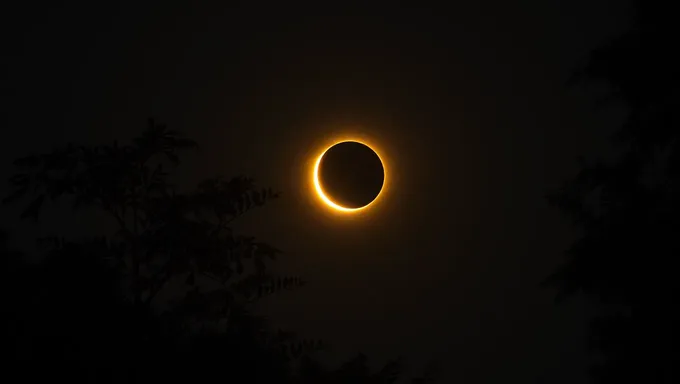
[4, 120, 437, 383]
[295, 353, 438, 384]
[546, 1, 678, 382]
[5, 119, 295, 321]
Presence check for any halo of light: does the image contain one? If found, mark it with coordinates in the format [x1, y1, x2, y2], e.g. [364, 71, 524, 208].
[312, 139, 386, 214]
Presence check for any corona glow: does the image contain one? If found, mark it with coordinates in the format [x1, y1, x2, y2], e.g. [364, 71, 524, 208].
[311, 138, 387, 214]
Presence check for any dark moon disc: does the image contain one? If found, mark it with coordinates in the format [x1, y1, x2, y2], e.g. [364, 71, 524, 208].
[318, 141, 385, 209]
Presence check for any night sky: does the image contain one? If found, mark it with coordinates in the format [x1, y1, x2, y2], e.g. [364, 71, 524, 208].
[2, 1, 631, 382]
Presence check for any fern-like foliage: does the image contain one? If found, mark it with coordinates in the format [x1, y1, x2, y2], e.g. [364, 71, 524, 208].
[4, 119, 441, 383]
[3, 119, 299, 335]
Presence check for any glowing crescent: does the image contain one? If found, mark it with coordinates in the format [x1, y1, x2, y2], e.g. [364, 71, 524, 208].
[313, 140, 385, 213]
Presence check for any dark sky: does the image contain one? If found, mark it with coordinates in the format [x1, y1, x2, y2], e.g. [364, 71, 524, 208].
[2, 1, 631, 382]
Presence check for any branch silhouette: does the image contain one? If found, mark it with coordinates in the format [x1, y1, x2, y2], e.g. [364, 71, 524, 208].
[546, 1, 679, 382]
[4, 120, 436, 383]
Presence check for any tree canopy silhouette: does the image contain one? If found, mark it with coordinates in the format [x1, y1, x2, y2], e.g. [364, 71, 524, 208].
[3, 120, 437, 383]
[546, 1, 678, 382]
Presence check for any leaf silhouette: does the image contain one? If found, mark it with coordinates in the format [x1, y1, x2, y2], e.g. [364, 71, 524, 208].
[20, 194, 45, 220]
[547, 2, 680, 382]
[3, 119, 428, 383]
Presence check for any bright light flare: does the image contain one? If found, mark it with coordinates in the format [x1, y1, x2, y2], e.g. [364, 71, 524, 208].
[312, 139, 386, 214]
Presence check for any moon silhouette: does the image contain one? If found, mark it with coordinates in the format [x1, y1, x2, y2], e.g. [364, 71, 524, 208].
[314, 141, 385, 212]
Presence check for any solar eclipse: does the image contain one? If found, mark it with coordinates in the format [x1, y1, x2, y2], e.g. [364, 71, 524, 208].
[313, 140, 386, 213]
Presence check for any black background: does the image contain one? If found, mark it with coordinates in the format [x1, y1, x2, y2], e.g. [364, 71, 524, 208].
[2, 1, 631, 382]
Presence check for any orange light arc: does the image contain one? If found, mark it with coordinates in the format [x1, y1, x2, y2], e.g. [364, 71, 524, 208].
[312, 140, 386, 214]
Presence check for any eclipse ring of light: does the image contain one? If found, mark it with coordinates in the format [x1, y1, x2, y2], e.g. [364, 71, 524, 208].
[313, 140, 386, 213]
